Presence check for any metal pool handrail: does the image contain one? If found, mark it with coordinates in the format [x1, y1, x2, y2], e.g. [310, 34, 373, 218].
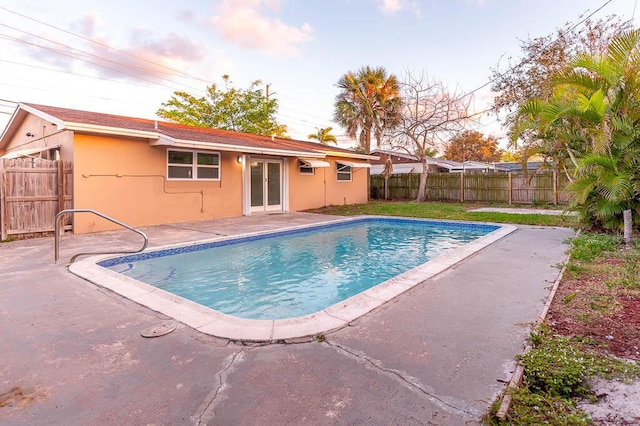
[55, 208, 148, 264]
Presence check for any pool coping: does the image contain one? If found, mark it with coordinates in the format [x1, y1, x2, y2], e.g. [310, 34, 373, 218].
[69, 216, 517, 342]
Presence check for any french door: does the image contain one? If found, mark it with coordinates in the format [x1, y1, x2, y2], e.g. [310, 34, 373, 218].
[250, 159, 282, 212]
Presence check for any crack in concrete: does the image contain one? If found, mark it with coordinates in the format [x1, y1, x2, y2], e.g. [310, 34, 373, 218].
[325, 340, 478, 420]
[195, 349, 245, 426]
[165, 223, 228, 236]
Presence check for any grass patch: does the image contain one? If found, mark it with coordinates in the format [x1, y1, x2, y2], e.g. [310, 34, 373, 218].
[487, 329, 639, 425]
[308, 201, 578, 227]
[521, 332, 638, 397]
[490, 387, 590, 425]
[568, 232, 621, 263]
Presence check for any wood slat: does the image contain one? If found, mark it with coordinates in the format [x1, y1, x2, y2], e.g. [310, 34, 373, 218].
[0, 158, 73, 238]
[371, 171, 569, 204]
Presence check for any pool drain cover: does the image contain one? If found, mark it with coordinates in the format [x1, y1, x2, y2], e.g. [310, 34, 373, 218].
[141, 322, 177, 338]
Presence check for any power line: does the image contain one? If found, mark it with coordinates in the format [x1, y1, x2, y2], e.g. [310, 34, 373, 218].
[0, 32, 198, 93]
[0, 24, 204, 93]
[0, 5, 210, 84]
[0, 80, 160, 107]
[0, 58, 155, 89]
[454, 0, 614, 102]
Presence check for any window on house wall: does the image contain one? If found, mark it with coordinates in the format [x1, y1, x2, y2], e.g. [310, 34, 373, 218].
[299, 160, 314, 175]
[167, 149, 220, 180]
[336, 162, 352, 181]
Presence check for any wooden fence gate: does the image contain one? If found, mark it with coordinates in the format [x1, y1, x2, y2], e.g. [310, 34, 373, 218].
[0, 158, 73, 240]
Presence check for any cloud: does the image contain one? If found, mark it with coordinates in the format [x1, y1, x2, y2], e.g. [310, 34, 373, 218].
[86, 31, 206, 81]
[19, 22, 207, 84]
[377, 0, 421, 17]
[70, 12, 101, 37]
[210, 0, 313, 57]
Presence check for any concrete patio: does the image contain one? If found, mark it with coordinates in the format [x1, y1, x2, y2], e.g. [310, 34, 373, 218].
[0, 213, 574, 425]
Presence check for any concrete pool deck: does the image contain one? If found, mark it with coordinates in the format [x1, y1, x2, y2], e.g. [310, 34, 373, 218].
[0, 213, 574, 424]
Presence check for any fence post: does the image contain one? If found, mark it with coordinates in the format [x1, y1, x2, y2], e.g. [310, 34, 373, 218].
[57, 160, 65, 213]
[508, 172, 512, 205]
[0, 160, 5, 241]
[552, 169, 558, 205]
[460, 172, 464, 203]
[57, 160, 65, 235]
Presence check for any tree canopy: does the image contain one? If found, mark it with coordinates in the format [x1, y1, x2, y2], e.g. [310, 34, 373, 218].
[515, 29, 640, 241]
[334, 66, 402, 154]
[491, 16, 632, 140]
[443, 130, 503, 162]
[307, 127, 337, 145]
[157, 75, 288, 137]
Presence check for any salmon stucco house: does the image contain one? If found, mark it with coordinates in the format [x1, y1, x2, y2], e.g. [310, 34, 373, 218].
[0, 104, 375, 234]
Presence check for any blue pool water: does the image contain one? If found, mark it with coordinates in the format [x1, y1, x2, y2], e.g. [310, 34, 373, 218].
[101, 218, 498, 320]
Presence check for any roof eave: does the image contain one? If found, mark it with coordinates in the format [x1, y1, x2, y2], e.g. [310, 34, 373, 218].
[320, 150, 378, 160]
[65, 122, 160, 139]
[152, 137, 326, 158]
[0, 107, 24, 150]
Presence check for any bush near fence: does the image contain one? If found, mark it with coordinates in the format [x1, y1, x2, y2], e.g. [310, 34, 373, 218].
[371, 172, 570, 204]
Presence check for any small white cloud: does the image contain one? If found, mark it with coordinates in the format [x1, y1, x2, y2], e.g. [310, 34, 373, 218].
[210, 0, 313, 57]
[377, 0, 421, 17]
[378, 0, 403, 14]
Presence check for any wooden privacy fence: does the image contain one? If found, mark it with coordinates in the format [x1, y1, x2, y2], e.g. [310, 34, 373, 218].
[371, 171, 570, 204]
[0, 158, 73, 240]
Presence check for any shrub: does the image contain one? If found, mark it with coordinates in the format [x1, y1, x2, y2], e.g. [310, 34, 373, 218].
[569, 233, 621, 263]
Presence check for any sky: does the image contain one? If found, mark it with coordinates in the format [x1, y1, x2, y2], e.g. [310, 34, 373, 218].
[0, 0, 637, 151]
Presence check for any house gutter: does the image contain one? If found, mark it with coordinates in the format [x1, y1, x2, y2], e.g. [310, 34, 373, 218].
[153, 138, 327, 158]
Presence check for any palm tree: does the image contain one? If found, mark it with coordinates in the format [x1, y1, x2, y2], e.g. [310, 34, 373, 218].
[334, 66, 402, 154]
[307, 127, 337, 145]
[516, 30, 640, 245]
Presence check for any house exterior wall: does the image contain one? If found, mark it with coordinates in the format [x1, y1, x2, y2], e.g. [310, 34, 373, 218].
[3, 113, 370, 234]
[72, 134, 243, 233]
[287, 157, 368, 211]
[0, 114, 74, 159]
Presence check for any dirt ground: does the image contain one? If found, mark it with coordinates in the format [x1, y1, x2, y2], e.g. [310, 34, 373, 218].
[546, 255, 640, 424]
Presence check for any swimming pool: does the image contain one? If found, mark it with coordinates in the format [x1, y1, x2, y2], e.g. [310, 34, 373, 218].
[101, 218, 496, 320]
[70, 216, 516, 341]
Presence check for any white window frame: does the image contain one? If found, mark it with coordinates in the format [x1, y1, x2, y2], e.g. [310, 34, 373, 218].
[298, 159, 315, 175]
[167, 149, 221, 181]
[336, 162, 352, 182]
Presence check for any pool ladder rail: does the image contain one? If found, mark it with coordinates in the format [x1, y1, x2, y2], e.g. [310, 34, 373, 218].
[55, 208, 148, 264]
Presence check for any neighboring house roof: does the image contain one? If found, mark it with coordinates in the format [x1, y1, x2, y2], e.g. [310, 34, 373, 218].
[370, 149, 419, 165]
[492, 161, 553, 172]
[0, 103, 376, 161]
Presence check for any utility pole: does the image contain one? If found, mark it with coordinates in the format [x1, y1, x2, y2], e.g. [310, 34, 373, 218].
[265, 84, 271, 102]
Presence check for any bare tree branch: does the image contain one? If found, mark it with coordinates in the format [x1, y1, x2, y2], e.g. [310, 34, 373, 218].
[386, 71, 477, 201]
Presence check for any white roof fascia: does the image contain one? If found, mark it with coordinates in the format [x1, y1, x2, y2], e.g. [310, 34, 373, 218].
[299, 158, 330, 168]
[336, 160, 372, 168]
[64, 122, 160, 139]
[322, 150, 378, 160]
[161, 139, 326, 158]
[392, 165, 414, 173]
